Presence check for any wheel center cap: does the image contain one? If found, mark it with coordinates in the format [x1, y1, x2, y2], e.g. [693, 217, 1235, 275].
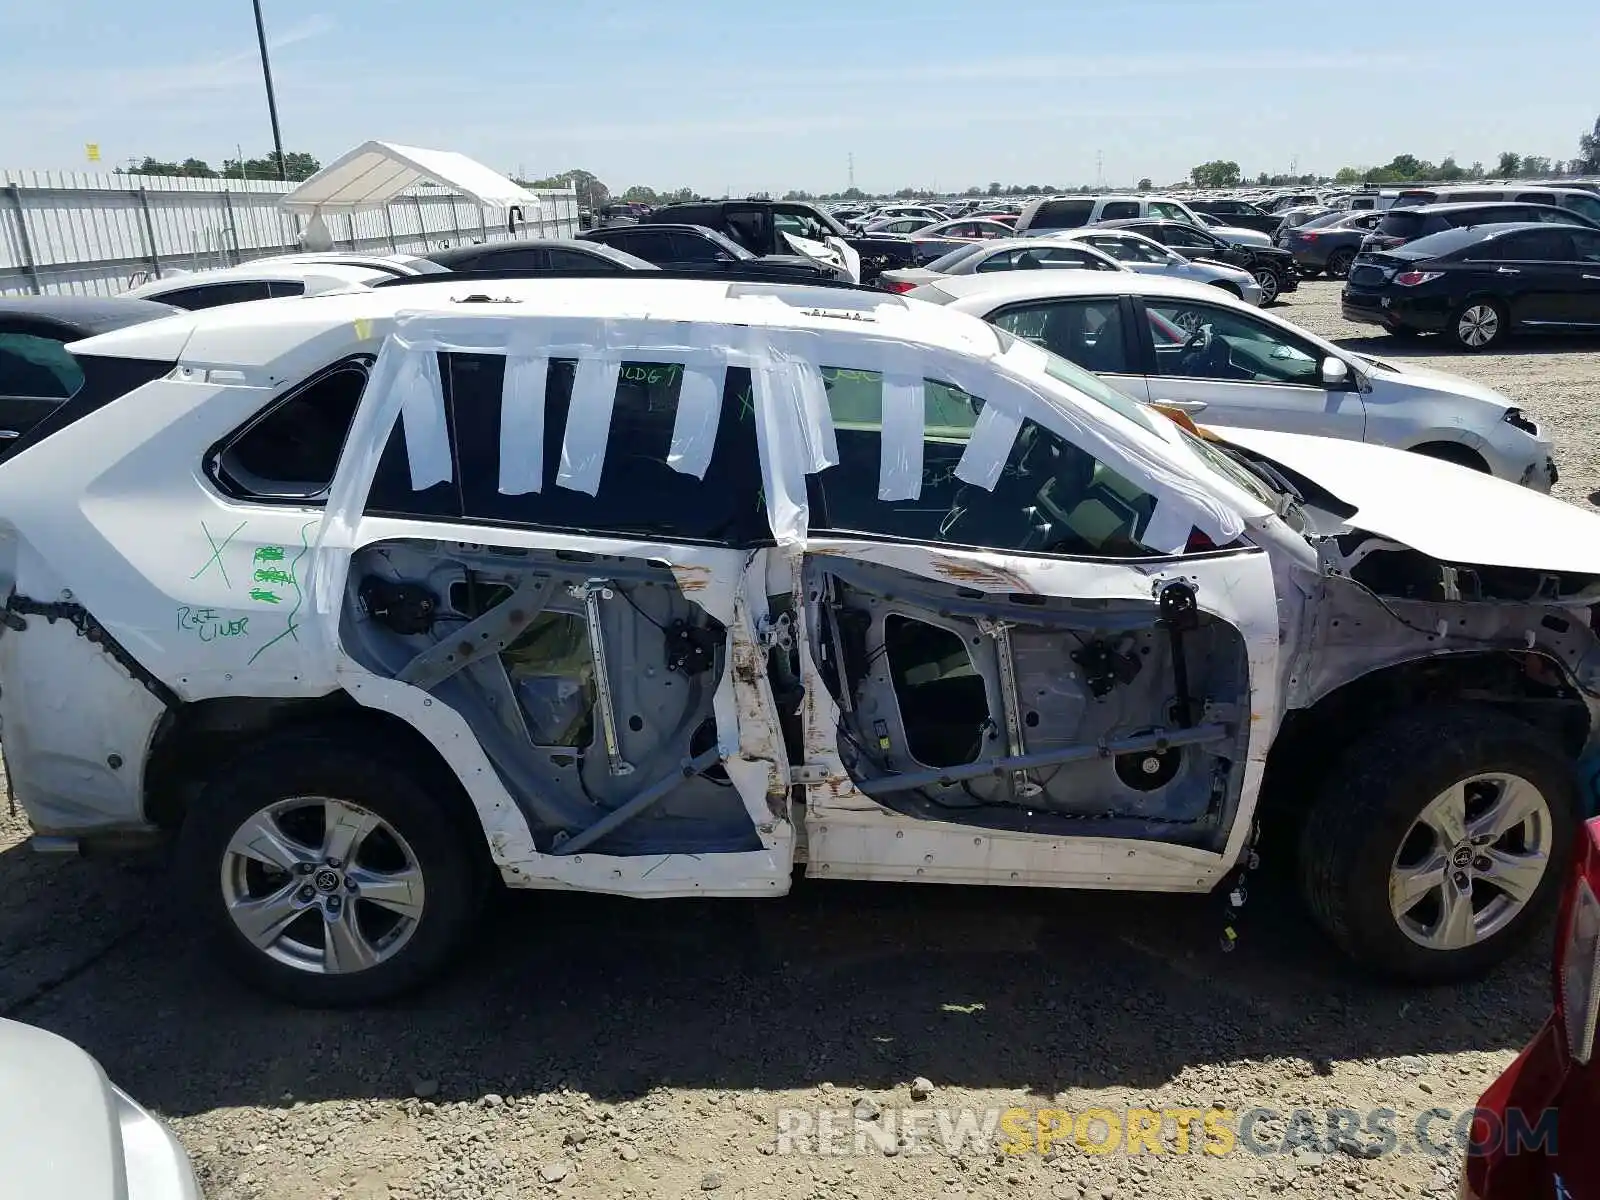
[313, 867, 342, 893]
[1451, 845, 1474, 870]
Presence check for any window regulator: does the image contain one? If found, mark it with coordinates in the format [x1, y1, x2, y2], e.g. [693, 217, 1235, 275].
[976, 617, 1042, 799]
[570, 579, 633, 777]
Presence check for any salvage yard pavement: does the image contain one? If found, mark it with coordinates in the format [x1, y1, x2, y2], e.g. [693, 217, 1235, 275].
[2, 280, 1596, 1200]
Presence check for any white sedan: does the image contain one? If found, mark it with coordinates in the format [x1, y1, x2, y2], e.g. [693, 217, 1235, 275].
[123, 260, 390, 310]
[911, 270, 1557, 488]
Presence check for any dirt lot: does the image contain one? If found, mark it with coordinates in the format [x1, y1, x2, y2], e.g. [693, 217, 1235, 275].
[3, 279, 1598, 1200]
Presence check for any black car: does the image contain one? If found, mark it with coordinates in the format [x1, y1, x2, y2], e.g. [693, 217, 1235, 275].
[0, 294, 178, 458]
[579, 223, 847, 281]
[643, 199, 909, 283]
[1280, 210, 1384, 279]
[1341, 221, 1600, 350]
[1185, 197, 1281, 235]
[425, 238, 655, 273]
[1359, 202, 1600, 254]
[1096, 217, 1299, 304]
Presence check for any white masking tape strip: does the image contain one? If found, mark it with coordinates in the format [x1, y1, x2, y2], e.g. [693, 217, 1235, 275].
[498, 353, 549, 495]
[396, 343, 452, 491]
[555, 356, 622, 495]
[752, 358, 810, 546]
[1141, 501, 1197, 556]
[955, 402, 1025, 491]
[878, 373, 925, 502]
[666, 364, 725, 480]
[792, 359, 839, 472]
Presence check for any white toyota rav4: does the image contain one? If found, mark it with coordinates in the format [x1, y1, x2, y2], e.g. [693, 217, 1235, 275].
[4, 276, 1599, 1006]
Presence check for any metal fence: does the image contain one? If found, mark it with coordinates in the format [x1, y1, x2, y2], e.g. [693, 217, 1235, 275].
[0, 170, 580, 297]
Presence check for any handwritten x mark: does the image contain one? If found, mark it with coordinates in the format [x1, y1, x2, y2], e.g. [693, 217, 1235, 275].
[191, 520, 247, 588]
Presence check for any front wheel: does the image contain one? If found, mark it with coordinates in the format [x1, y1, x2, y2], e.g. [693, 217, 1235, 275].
[1299, 706, 1576, 983]
[180, 731, 487, 1006]
[1325, 247, 1356, 279]
[1252, 267, 1280, 305]
[1451, 299, 1507, 351]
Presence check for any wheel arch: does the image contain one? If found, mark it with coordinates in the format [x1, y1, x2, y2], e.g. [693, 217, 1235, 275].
[1257, 650, 1589, 838]
[143, 692, 491, 858]
[1207, 280, 1242, 298]
[1406, 440, 1491, 472]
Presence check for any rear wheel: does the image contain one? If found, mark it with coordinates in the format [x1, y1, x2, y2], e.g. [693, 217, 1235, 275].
[1325, 247, 1356, 279]
[181, 731, 486, 1006]
[1253, 267, 1280, 305]
[1299, 706, 1575, 983]
[1451, 299, 1507, 351]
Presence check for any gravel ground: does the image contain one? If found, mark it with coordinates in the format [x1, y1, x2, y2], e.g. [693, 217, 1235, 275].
[4, 280, 1598, 1200]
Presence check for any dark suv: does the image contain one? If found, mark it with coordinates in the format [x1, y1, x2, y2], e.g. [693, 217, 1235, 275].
[1360, 202, 1599, 253]
[580, 223, 847, 281]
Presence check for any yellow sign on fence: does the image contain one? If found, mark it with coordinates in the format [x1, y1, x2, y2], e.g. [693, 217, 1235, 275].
[85, 143, 101, 163]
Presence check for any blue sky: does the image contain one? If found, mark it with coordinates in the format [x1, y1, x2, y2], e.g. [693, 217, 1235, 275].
[2, 0, 1596, 194]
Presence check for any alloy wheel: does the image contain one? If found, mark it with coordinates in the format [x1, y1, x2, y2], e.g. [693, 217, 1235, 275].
[1388, 772, 1551, 951]
[220, 796, 427, 974]
[1254, 268, 1279, 303]
[1457, 304, 1500, 348]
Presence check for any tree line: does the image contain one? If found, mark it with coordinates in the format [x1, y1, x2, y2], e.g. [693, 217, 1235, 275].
[113, 150, 322, 182]
[1191, 114, 1600, 189]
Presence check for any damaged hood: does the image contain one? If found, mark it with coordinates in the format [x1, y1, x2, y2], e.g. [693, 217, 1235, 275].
[1356, 355, 1516, 414]
[1214, 426, 1600, 575]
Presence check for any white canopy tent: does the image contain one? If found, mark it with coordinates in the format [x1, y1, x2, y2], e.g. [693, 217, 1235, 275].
[278, 140, 544, 250]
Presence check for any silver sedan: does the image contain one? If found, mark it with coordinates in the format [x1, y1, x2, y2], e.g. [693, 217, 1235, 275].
[1051, 229, 1264, 305]
[876, 237, 1127, 292]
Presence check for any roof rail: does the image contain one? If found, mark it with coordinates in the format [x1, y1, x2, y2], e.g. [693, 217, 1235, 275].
[371, 267, 883, 292]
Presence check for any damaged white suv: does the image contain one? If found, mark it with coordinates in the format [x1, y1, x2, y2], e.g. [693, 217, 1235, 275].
[4, 276, 1600, 1006]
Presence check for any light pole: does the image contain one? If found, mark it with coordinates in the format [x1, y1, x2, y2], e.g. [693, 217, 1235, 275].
[251, 0, 288, 180]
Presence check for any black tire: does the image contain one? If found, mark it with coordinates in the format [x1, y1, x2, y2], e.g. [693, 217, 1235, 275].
[1299, 705, 1577, 984]
[180, 729, 487, 1007]
[1325, 248, 1356, 279]
[1449, 298, 1508, 351]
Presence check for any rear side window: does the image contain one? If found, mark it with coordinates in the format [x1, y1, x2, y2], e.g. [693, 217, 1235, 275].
[668, 232, 723, 262]
[0, 333, 83, 399]
[1099, 201, 1139, 220]
[210, 359, 375, 505]
[613, 230, 675, 262]
[990, 299, 1132, 374]
[812, 369, 1158, 557]
[451, 356, 767, 544]
[1498, 228, 1576, 261]
[266, 281, 306, 297]
[1026, 199, 1094, 230]
[153, 280, 274, 310]
[1377, 211, 1427, 238]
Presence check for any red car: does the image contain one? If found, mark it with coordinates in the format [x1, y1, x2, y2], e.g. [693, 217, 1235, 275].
[1464, 816, 1600, 1200]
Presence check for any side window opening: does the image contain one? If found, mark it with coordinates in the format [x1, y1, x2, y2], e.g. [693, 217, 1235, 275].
[452, 356, 766, 545]
[990, 299, 1131, 375]
[210, 358, 374, 504]
[814, 369, 1159, 558]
